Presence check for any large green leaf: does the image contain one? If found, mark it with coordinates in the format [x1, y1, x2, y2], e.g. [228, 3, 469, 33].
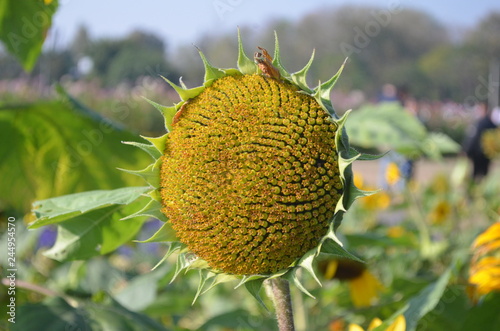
[345, 102, 459, 159]
[459, 293, 500, 331]
[198, 309, 275, 331]
[30, 186, 151, 228]
[0, 0, 59, 71]
[14, 295, 170, 331]
[373, 266, 452, 331]
[114, 264, 170, 311]
[42, 197, 149, 261]
[0, 97, 151, 213]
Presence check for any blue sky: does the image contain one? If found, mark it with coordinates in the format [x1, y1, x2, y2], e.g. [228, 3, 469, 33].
[49, 0, 500, 51]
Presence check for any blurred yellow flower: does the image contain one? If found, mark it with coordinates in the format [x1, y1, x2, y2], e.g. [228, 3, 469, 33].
[319, 259, 384, 307]
[354, 173, 364, 188]
[44, 0, 53, 5]
[387, 226, 406, 238]
[355, 173, 391, 210]
[361, 191, 391, 210]
[428, 200, 451, 225]
[469, 257, 500, 297]
[349, 315, 406, 331]
[481, 128, 500, 159]
[385, 162, 401, 186]
[429, 173, 450, 194]
[469, 222, 500, 300]
[472, 222, 500, 248]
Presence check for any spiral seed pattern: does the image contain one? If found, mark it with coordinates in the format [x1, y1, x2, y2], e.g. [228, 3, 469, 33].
[160, 74, 342, 275]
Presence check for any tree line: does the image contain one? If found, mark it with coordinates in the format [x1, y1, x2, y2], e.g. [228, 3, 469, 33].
[1, 5, 498, 102]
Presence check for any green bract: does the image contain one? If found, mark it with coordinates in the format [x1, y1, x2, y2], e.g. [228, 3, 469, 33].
[130, 31, 369, 301]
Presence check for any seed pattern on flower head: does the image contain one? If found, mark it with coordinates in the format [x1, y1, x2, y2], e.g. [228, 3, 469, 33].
[160, 73, 342, 275]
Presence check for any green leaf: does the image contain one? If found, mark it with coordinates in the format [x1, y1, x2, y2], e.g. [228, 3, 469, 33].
[459, 293, 500, 331]
[30, 186, 150, 228]
[114, 264, 169, 311]
[14, 295, 170, 331]
[403, 267, 452, 331]
[0, 98, 151, 214]
[0, 0, 58, 71]
[13, 297, 88, 331]
[42, 197, 148, 261]
[198, 309, 274, 331]
[373, 266, 452, 331]
[345, 102, 459, 159]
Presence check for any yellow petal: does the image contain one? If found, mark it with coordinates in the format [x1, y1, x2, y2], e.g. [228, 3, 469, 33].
[473, 222, 500, 248]
[368, 317, 382, 330]
[353, 173, 364, 189]
[386, 315, 406, 331]
[472, 257, 500, 270]
[324, 260, 339, 280]
[385, 162, 401, 186]
[348, 323, 365, 331]
[348, 270, 384, 307]
[387, 226, 405, 238]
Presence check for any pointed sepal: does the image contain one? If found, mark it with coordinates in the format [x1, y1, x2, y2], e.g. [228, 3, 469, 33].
[244, 278, 268, 309]
[201, 273, 238, 295]
[151, 241, 185, 271]
[290, 49, 315, 93]
[193, 270, 214, 304]
[296, 249, 322, 287]
[141, 134, 168, 156]
[313, 58, 347, 103]
[237, 28, 258, 75]
[118, 158, 161, 188]
[283, 270, 315, 299]
[121, 140, 160, 160]
[171, 253, 197, 283]
[121, 198, 167, 222]
[143, 97, 179, 132]
[320, 226, 364, 263]
[134, 221, 178, 244]
[161, 76, 205, 102]
[272, 31, 291, 80]
[196, 48, 226, 84]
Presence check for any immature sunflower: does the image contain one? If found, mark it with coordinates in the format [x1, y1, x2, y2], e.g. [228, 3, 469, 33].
[133, 31, 366, 297]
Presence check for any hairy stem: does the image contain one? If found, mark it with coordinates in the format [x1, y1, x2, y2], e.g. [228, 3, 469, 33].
[270, 278, 295, 331]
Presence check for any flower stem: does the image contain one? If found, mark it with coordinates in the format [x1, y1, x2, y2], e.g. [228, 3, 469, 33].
[270, 278, 295, 331]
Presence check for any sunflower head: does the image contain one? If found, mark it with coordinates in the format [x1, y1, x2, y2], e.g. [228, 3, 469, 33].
[130, 31, 369, 299]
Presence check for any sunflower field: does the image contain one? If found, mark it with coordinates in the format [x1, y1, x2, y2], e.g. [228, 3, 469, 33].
[1, 2, 500, 331]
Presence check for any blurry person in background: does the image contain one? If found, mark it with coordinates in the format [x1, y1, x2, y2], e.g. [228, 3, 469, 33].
[463, 103, 500, 181]
[378, 84, 418, 191]
[378, 83, 398, 102]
